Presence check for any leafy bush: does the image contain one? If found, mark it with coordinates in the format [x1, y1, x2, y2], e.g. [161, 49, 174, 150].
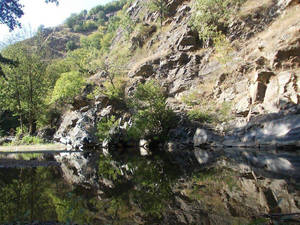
[97, 115, 118, 142]
[66, 40, 77, 51]
[45, 59, 73, 89]
[80, 32, 103, 49]
[20, 135, 44, 145]
[103, 77, 127, 101]
[9, 131, 44, 145]
[98, 154, 122, 181]
[51, 71, 86, 104]
[128, 80, 175, 141]
[213, 34, 233, 66]
[66, 48, 96, 73]
[190, 0, 245, 45]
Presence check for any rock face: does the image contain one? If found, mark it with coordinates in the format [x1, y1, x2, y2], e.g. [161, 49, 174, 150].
[54, 109, 98, 150]
[47, 0, 300, 224]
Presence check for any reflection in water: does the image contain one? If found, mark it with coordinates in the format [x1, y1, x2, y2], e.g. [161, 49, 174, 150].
[0, 150, 299, 225]
[0, 153, 178, 225]
[0, 167, 92, 224]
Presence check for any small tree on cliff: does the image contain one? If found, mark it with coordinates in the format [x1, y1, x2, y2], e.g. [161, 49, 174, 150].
[148, 0, 169, 27]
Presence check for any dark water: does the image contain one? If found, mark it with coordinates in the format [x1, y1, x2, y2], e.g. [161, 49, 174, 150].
[1, 150, 299, 225]
[0, 166, 90, 224]
[0, 152, 179, 225]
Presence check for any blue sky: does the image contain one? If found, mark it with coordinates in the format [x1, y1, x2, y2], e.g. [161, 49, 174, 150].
[0, 0, 112, 42]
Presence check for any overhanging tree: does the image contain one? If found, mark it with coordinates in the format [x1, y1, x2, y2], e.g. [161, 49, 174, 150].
[0, 0, 59, 31]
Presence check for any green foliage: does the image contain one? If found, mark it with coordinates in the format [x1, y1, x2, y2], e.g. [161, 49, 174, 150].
[80, 32, 103, 49]
[148, 0, 169, 27]
[65, 0, 127, 32]
[65, 40, 77, 51]
[0, 128, 4, 137]
[97, 115, 118, 142]
[19, 135, 44, 145]
[119, 13, 135, 39]
[0, 43, 49, 134]
[100, 32, 114, 53]
[190, 0, 245, 45]
[10, 135, 44, 145]
[187, 101, 232, 124]
[181, 90, 202, 106]
[214, 34, 233, 66]
[66, 48, 97, 74]
[49, 192, 92, 224]
[51, 71, 86, 104]
[218, 101, 233, 123]
[102, 76, 127, 101]
[45, 58, 72, 89]
[128, 80, 175, 141]
[98, 154, 122, 181]
[187, 109, 213, 123]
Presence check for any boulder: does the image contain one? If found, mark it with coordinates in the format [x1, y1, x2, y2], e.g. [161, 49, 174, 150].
[193, 128, 209, 146]
[194, 148, 212, 165]
[235, 96, 251, 116]
[129, 63, 154, 78]
[250, 81, 267, 103]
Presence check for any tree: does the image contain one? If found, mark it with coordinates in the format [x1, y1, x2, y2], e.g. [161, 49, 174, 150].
[0, 53, 18, 79]
[148, 0, 169, 27]
[128, 80, 175, 141]
[51, 71, 86, 104]
[0, 43, 48, 134]
[0, 0, 59, 31]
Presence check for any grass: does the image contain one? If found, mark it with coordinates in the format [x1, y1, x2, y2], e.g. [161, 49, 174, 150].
[185, 101, 233, 124]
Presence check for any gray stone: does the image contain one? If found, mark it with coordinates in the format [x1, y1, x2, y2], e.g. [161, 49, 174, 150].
[250, 81, 267, 103]
[235, 96, 251, 116]
[129, 63, 154, 78]
[253, 70, 275, 83]
[194, 148, 212, 165]
[264, 76, 280, 112]
[139, 139, 150, 156]
[193, 128, 209, 146]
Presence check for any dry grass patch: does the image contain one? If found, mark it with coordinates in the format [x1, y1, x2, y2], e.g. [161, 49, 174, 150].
[238, 0, 273, 18]
[129, 49, 170, 73]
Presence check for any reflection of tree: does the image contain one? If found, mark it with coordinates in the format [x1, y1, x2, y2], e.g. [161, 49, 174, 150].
[0, 167, 56, 222]
[0, 167, 92, 224]
[97, 153, 179, 223]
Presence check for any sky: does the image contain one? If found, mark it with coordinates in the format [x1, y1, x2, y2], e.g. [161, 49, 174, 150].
[0, 0, 112, 43]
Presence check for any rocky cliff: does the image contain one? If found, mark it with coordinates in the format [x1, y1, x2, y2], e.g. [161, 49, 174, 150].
[53, 0, 300, 224]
